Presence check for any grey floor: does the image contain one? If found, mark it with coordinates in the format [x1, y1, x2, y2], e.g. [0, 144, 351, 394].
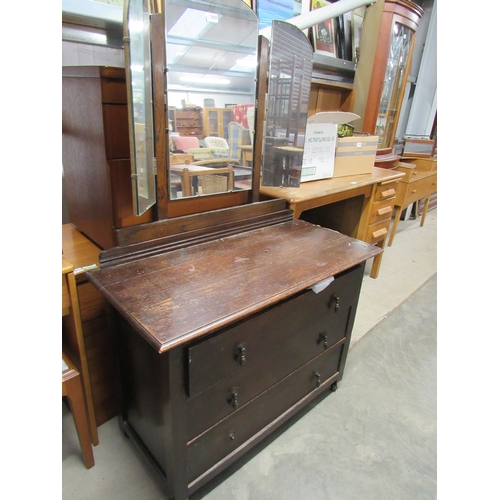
[63, 208, 437, 499]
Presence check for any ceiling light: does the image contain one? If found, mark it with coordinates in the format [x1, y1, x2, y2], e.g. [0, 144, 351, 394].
[179, 75, 231, 85]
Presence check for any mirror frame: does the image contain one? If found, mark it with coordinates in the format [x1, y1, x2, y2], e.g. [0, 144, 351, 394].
[123, 0, 157, 216]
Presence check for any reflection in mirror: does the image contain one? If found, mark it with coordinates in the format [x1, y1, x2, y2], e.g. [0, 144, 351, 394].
[164, 0, 258, 199]
[261, 20, 313, 188]
[123, 0, 156, 215]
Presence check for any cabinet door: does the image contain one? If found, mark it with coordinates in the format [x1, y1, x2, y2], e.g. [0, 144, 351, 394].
[203, 108, 233, 138]
[206, 109, 219, 136]
[375, 21, 416, 151]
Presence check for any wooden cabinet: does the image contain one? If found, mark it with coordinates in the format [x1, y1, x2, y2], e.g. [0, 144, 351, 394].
[308, 80, 355, 115]
[62, 66, 154, 250]
[308, 54, 356, 116]
[353, 0, 424, 154]
[174, 108, 203, 138]
[86, 202, 381, 498]
[202, 107, 233, 138]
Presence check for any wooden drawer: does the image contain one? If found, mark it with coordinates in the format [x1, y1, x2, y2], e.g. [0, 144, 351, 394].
[187, 326, 346, 440]
[365, 220, 390, 245]
[187, 265, 364, 399]
[373, 181, 398, 202]
[369, 198, 395, 226]
[187, 340, 345, 482]
[401, 174, 437, 206]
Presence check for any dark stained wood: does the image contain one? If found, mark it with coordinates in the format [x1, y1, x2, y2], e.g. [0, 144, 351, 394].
[150, 189, 250, 220]
[252, 35, 269, 201]
[151, 12, 169, 221]
[115, 198, 288, 246]
[62, 72, 115, 249]
[87, 219, 381, 353]
[187, 341, 344, 483]
[106, 200, 291, 266]
[186, 264, 364, 439]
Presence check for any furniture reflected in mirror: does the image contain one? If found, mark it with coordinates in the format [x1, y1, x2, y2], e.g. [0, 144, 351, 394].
[228, 121, 252, 165]
[171, 135, 212, 161]
[170, 163, 234, 198]
[261, 21, 313, 188]
[203, 137, 230, 158]
[165, 0, 259, 204]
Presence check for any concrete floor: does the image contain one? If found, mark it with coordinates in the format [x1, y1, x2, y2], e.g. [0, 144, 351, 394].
[62, 208, 437, 499]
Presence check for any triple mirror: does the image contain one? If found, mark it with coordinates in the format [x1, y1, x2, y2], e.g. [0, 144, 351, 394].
[124, 0, 314, 216]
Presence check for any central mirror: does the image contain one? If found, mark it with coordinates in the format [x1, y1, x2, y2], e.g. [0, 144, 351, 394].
[165, 0, 259, 200]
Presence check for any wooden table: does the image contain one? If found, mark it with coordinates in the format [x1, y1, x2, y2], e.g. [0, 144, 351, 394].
[170, 164, 233, 197]
[260, 167, 404, 278]
[62, 224, 120, 426]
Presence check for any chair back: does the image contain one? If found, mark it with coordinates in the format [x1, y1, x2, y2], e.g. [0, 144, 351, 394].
[204, 136, 230, 158]
[228, 122, 251, 162]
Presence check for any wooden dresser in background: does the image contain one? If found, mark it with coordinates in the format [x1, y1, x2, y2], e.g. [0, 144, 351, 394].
[62, 66, 154, 250]
[62, 223, 119, 426]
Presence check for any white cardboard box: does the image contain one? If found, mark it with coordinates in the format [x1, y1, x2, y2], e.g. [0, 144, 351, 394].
[301, 111, 360, 182]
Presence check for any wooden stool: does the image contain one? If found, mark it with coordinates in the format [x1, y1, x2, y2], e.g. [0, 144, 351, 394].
[62, 352, 95, 469]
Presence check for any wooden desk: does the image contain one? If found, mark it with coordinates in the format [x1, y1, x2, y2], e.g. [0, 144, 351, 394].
[260, 167, 404, 278]
[62, 224, 120, 426]
[86, 201, 381, 499]
[388, 159, 437, 247]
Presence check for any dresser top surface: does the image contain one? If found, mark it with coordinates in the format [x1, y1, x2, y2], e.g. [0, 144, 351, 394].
[87, 219, 380, 353]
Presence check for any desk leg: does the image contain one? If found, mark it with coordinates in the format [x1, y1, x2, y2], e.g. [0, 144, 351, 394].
[370, 251, 383, 279]
[388, 206, 403, 247]
[420, 197, 430, 227]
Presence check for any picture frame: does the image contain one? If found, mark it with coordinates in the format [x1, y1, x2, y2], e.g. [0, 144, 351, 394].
[310, 0, 336, 57]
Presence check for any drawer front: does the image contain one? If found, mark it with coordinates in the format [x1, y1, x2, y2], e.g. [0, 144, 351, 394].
[188, 265, 364, 398]
[369, 198, 395, 226]
[187, 327, 346, 440]
[405, 174, 437, 205]
[365, 220, 390, 245]
[187, 341, 345, 482]
[373, 181, 398, 202]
